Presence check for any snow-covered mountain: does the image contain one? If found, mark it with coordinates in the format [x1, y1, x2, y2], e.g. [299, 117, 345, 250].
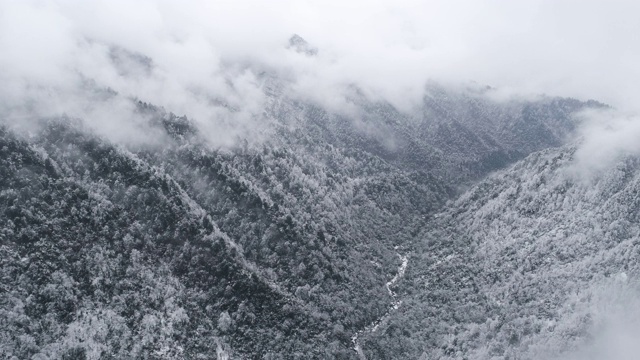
[362, 146, 640, 359]
[1, 30, 626, 358]
[0, 71, 607, 358]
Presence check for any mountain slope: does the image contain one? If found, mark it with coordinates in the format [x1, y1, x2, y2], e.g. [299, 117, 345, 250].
[0, 123, 348, 358]
[364, 146, 640, 359]
[0, 84, 601, 358]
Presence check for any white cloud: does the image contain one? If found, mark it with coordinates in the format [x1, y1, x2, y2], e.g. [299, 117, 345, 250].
[2, 0, 640, 147]
[564, 108, 640, 180]
[559, 277, 640, 360]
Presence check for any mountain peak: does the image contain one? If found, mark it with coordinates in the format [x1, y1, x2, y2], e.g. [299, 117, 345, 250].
[287, 34, 318, 56]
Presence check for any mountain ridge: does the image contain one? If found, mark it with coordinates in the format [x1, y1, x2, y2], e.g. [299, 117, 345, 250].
[0, 83, 605, 358]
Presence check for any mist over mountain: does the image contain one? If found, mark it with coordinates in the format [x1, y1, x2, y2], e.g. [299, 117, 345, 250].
[2, 1, 640, 359]
[1, 74, 602, 358]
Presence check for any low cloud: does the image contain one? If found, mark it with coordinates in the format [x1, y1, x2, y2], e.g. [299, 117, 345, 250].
[2, 0, 640, 150]
[0, 0, 270, 147]
[567, 108, 640, 180]
[560, 275, 640, 360]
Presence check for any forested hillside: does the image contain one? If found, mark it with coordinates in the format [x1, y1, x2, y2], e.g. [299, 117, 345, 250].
[0, 86, 600, 358]
[2, 0, 638, 358]
[363, 146, 640, 359]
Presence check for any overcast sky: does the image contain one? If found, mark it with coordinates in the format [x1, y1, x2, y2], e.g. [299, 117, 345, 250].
[1, 0, 640, 157]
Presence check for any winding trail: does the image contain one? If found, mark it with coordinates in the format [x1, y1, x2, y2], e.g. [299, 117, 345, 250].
[352, 251, 409, 358]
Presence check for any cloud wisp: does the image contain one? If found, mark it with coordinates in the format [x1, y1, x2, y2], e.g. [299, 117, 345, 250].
[566, 108, 640, 179]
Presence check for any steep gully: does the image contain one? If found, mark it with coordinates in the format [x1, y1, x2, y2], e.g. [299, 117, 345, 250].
[352, 249, 409, 358]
